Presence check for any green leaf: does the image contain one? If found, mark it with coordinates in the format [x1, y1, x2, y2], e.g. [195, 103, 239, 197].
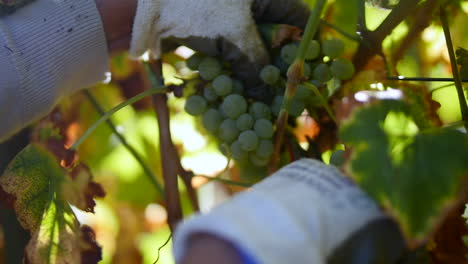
[0, 144, 104, 263]
[340, 100, 468, 238]
[332, 0, 359, 36]
[456, 47, 468, 79]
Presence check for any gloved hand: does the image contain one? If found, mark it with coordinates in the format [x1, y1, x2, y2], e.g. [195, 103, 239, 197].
[173, 159, 406, 264]
[129, 0, 310, 82]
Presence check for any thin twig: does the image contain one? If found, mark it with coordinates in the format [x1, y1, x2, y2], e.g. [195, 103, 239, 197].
[373, 0, 424, 43]
[353, 0, 423, 71]
[153, 233, 172, 264]
[440, 7, 468, 129]
[320, 20, 361, 42]
[175, 153, 199, 212]
[387, 76, 468, 82]
[83, 90, 164, 195]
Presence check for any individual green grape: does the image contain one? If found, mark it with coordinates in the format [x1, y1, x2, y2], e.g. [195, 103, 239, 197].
[221, 94, 247, 119]
[289, 99, 306, 117]
[255, 139, 274, 159]
[238, 130, 259, 152]
[249, 153, 270, 167]
[254, 119, 274, 139]
[260, 65, 280, 85]
[202, 108, 223, 132]
[198, 57, 222, 80]
[281, 43, 298, 64]
[236, 113, 254, 131]
[232, 80, 244, 94]
[184, 95, 207, 116]
[186, 53, 204, 70]
[330, 149, 345, 167]
[219, 119, 240, 143]
[230, 140, 248, 161]
[271, 96, 284, 116]
[305, 40, 320, 60]
[249, 102, 271, 120]
[330, 58, 355, 80]
[274, 55, 289, 74]
[203, 84, 218, 102]
[295, 83, 313, 101]
[322, 38, 345, 59]
[313, 63, 332, 83]
[212, 74, 233, 96]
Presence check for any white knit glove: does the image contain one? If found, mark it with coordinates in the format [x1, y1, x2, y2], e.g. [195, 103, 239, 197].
[130, 0, 268, 63]
[173, 159, 406, 264]
[129, 0, 310, 83]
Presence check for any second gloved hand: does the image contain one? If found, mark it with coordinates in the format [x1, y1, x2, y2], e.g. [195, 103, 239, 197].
[130, 0, 310, 81]
[173, 159, 407, 264]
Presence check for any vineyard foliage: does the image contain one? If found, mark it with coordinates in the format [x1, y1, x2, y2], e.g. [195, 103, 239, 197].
[1, 0, 468, 263]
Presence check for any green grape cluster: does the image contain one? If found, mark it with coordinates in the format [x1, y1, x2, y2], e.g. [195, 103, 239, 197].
[184, 54, 276, 175]
[183, 34, 355, 180]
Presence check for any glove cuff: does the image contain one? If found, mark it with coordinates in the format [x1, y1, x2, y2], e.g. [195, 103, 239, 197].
[129, 0, 161, 59]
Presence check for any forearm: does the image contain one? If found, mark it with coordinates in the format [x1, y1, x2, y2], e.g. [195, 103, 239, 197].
[94, 0, 136, 52]
[0, 0, 109, 142]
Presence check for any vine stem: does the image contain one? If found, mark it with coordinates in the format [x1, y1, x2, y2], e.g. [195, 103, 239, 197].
[440, 7, 468, 130]
[70, 87, 166, 150]
[353, 0, 423, 71]
[147, 60, 188, 232]
[270, 0, 327, 171]
[82, 90, 164, 195]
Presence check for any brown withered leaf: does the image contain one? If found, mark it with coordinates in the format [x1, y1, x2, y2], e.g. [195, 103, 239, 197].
[0, 144, 104, 263]
[429, 194, 468, 263]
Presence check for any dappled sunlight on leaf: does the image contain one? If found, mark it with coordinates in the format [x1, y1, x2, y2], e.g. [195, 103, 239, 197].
[340, 100, 468, 239]
[0, 144, 104, 263]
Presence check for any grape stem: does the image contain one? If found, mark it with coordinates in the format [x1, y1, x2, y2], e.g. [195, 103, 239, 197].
[70, 86, 167, 150]
[82, 90, 165, 195]
[440, 7, 468, 130]
[270, 0, 327, 171]
[303, 82, 337, 123]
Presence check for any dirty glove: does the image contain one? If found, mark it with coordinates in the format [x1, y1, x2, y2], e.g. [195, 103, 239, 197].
[173, 159, 406, 264]
[130, 0, 310, 81]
